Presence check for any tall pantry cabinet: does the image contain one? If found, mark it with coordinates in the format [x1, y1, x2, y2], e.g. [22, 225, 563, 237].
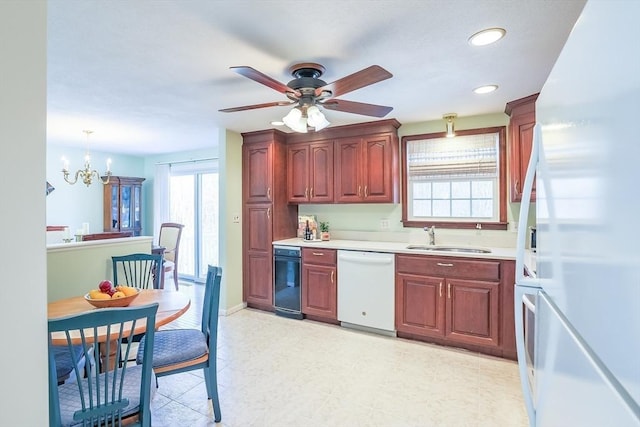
[242, 130, 298, 311]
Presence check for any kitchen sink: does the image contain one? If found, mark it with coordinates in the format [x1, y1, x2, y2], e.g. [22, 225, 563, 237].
[405, 244, 492, 254]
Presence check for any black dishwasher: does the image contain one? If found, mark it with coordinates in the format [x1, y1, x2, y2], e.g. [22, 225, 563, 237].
[273, 246, 303, 319]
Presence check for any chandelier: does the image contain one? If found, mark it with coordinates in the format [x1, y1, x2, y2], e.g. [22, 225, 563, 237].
[61, 130, 112, 186]
[282, 105, 330, 133]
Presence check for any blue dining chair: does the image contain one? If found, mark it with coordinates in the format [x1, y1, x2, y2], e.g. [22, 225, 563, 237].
[48, 303, 159, 427]
[136, 265, 222, 422]
[112, 253, 163, 290]
[50, 344, 91, 385]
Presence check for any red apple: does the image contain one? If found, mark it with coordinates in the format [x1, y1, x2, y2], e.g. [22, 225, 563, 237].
[99, 279, 113, 294]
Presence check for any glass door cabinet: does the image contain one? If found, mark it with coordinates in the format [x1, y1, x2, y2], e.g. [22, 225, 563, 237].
[102, 176, 145, 236]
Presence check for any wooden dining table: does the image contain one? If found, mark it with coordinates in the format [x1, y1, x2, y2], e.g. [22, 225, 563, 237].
[48, 289, 191, 345]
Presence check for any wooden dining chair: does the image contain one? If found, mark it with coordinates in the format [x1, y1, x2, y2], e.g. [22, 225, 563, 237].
[136, 265, 222, 422]
[48, 303, 159, 427]
[112, 253, 163, 290]
[158, 222, 184, 290]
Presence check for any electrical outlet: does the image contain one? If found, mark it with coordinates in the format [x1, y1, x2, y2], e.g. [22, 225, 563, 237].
[380, 219, 390, 230]
[232, 215, 240, 223]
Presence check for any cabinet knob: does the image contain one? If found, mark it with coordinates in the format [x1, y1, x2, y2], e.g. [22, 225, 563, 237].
[331, 270, 335, 283]
[305, 188, 308, 199]
[437, 262, 454, 267]
[447, 282, 451, 299]
[439, 282, 443, 297]
[364, 185, 368, 197]
[267, 187, 271, 199]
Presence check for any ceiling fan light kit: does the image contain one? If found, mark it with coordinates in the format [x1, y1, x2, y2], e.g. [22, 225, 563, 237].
[220, 62, 393, 133]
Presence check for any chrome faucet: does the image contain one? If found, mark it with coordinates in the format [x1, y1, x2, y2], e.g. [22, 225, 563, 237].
[424, 226, 436, 245]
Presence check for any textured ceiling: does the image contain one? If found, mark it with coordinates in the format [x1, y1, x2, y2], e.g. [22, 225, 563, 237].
[46, 0, 586, 155]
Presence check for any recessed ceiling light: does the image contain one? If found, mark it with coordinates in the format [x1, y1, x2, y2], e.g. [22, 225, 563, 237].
[271, 121, 284, 126]
[469, 28, 506, 46]
[473, 85, 499, 94]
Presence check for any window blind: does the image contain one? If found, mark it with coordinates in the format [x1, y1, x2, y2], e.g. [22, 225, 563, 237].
[407, 133, 498, 179]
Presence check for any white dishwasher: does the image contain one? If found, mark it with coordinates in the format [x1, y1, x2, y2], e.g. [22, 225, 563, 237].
[337, 250, 396, 336]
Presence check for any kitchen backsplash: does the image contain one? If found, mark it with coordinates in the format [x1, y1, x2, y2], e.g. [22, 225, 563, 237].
[299, 202, 536, 249]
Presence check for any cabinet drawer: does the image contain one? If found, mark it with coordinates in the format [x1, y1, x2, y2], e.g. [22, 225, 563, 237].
[302, 248, 336, 266]
[396, 254, 500, 281]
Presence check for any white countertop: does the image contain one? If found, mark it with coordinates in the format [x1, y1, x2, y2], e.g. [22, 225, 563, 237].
[273, 237, 519, 261]
[47, 236, 153, 252]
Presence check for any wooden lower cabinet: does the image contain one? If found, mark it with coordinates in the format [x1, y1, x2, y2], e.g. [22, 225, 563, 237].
[446, 279, 500, 348]
[301, 248, 337, 320]
[245, 252, 272, 306]
[396, 254, 512, 358]
[395, 274, 445, 336]
[243, 204, 274, 309]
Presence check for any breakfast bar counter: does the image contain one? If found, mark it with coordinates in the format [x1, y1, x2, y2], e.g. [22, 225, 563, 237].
[47, 236, 154, 302]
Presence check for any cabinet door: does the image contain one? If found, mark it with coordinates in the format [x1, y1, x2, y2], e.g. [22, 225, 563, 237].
[334, 137, 362, 203]
[302, 264, 337, 319]
[243, 204, 274, 307]
[309, 141, 333, 203]
[132, 184, 142, 235]
[245, 253, 273, 305]
[105, 184, 119, 231]
[244, 142, 272, 203]
[507, 94, 537, 203]
[446, 279, 499, 347]
[395, 273, 446, 337]
[120, 185, 133, 231]
[287, 144, 309, 203]
[362, 134, 394, 202]
[510, 112, 536, 202]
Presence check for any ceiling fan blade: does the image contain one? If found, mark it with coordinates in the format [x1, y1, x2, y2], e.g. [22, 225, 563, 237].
[219, 101, 295, 113]
[230, 66, 300, 97]
[321, 99, 393, 118]
[315, 65, 392, 98]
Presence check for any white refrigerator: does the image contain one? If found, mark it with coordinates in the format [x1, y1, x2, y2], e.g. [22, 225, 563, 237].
[514, 1, 640, 426]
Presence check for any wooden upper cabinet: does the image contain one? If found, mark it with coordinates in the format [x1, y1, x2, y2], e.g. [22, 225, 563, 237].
[362, 134, 395, 202]
[309, 142, 334, 203]
[334, 137, 362, 203]
[287, 141, 334, 203]
[505, 93, 538, 202]
[286, 119, 401, 205]
[335, 133, 398, 203]
[243, 141, 272, 204]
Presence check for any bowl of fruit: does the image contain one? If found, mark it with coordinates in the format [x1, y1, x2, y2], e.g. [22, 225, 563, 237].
[84, 280, 140, 308]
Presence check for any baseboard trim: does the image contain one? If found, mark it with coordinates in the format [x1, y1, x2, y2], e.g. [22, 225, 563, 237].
[220, 301, 247, 316]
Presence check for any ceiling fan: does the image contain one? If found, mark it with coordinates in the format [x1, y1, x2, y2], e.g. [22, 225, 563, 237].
[219, 63, 393, 132]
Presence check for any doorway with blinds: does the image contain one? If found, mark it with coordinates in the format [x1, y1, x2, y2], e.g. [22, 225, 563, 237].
[157, 159, 219, 283]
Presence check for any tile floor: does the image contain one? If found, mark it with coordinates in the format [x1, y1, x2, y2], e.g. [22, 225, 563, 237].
[152, 283, 529, 427]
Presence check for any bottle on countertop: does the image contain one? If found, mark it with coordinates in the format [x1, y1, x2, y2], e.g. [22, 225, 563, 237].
[304, 220, 312, 241]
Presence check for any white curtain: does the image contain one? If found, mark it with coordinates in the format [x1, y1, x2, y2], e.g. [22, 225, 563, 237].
[153, 163, 170, 241]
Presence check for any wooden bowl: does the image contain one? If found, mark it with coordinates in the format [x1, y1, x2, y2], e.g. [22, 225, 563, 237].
[84, 289, 140, 308]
